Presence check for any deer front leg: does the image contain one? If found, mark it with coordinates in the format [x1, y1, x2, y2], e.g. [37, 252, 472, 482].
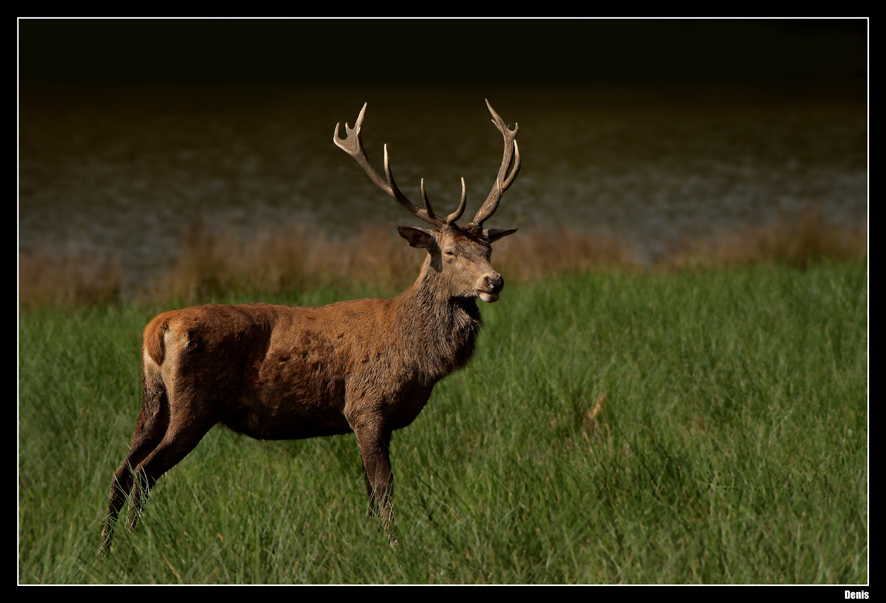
[348, 412, 396, 541]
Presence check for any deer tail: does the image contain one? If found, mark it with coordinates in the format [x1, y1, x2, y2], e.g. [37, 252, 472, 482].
[143, 313, 171, 366]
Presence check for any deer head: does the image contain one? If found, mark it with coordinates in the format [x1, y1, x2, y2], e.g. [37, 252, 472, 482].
[333, 100, 520, 303]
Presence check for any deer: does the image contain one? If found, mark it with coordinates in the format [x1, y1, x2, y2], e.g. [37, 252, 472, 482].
[99, 100, 520, 553]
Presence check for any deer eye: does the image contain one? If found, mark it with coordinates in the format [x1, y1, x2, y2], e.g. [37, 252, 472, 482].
[444, 250, 456, 257]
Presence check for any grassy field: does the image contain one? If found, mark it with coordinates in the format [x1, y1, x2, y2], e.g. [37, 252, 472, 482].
[18, 259, 867, 584]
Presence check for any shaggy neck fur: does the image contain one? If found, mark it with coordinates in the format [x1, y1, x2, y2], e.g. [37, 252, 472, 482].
[393, 254, 483, 383]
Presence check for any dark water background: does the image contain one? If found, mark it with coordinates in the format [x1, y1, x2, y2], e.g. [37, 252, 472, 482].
[19, 83, 866, 292]
[18, 20, 867, 296]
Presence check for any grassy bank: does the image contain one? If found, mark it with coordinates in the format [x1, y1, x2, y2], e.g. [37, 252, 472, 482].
[18, 259, 867, 584]
[19, 208, 866, 310]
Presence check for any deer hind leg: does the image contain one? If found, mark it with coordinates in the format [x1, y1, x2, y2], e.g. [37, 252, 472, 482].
[126, 402, 218, 532]
[100, 368, 170, 554]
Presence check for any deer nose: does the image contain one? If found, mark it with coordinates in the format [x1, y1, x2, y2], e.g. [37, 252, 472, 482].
[485, 274, 504, 294]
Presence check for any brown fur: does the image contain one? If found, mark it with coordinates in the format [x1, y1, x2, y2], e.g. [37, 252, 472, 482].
[100, 102, 520, 553]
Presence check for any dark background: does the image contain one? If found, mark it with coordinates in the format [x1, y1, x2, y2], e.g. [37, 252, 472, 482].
[18, 18, 869, 293]
[19, 19, 867, 90]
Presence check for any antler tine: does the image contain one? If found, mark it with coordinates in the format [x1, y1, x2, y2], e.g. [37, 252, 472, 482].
[334, 103, 451, 229]
[470, 100, 521, 227]
[383, 145, 447, 227]
[445, 178, 467, 226]
[333, 103, 391, 194]
[420, 179, 435, 218]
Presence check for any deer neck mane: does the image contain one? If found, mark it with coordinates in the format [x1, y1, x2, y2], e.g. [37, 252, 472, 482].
[393, 256, 483, 377]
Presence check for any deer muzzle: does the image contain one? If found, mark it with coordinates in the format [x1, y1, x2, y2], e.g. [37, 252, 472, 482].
[477, 273, 504, 303]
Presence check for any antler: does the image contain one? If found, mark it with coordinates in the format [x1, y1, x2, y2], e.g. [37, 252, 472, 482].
[469, 100, 521, 228]
[333, 103, 465, 229]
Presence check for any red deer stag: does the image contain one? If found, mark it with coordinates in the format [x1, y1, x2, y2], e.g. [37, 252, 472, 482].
[100, 100, 520, 552]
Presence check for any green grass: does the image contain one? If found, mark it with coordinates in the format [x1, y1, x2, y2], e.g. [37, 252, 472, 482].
[18, 260, 867, 583]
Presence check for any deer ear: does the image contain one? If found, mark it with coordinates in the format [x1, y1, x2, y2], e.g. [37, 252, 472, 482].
[484, 228, 518, 243]
[398, 226, 438, 250]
